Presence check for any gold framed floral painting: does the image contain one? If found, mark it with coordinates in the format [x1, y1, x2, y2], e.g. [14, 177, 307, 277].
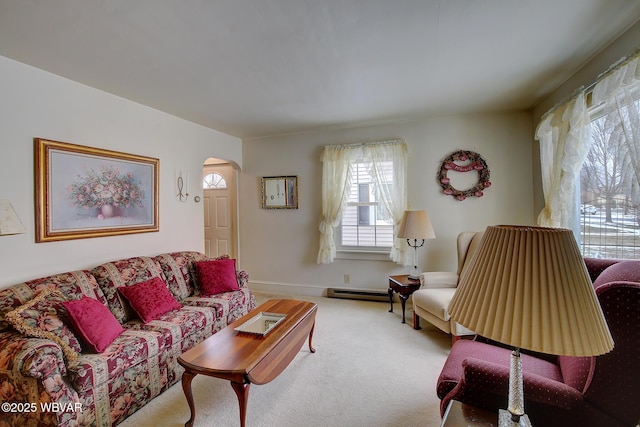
[35, 138, 159, 242]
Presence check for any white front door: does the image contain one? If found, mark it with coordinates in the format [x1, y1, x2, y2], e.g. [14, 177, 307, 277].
[202, 164, 237, 259]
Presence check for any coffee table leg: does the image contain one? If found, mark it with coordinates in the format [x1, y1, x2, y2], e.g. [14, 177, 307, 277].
[181, 371, 197, 427]
[231, 380, 251, 427]
[388, 287, 394, 313]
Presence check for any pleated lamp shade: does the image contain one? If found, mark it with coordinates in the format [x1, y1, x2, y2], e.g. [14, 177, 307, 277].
[448, 225, 614, 356]
[397, 210, 435, 239]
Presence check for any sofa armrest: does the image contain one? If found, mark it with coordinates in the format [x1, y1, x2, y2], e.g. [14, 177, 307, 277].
[1, 330, 67, 380]
[441, 357, 584, 416]
[1, 331, 81, 426]
[420, 271, 458, 288]
[237, 269, 249, 288]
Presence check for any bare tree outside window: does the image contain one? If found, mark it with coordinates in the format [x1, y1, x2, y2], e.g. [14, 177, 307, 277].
[580, 101, 640, 259]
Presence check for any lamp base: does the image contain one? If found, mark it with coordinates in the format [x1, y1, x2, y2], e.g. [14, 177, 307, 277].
[408, 264, 421, 280]
[498, 410, 532, 427]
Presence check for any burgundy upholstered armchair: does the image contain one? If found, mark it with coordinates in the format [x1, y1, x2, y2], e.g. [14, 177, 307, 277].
[436, 258, 640, 427]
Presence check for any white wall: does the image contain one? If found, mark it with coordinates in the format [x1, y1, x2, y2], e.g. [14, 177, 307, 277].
[240, 112, 535, 296]
[0, 56, 242, 288]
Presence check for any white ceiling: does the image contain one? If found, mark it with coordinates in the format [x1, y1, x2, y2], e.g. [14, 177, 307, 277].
[0, 1, 639, 139]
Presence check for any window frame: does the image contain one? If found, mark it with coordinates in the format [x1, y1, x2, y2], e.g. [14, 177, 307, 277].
[578, 95, 640, 259]
[336, 158, 395, 254]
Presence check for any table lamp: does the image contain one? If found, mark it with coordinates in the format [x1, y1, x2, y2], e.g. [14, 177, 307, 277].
[397, 210, 435, 279]
[448, 225, 613, 426]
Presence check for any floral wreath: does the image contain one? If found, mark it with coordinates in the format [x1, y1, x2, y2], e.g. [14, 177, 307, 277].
[438, 150, 491, 201]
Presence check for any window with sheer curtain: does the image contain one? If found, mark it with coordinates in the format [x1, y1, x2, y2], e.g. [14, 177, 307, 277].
[317, 140, 409, 265]
[536, 51, 639, 259]
[579, 56, 640, 259]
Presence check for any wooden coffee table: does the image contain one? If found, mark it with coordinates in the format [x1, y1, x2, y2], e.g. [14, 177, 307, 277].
[177, 299, 317, 427]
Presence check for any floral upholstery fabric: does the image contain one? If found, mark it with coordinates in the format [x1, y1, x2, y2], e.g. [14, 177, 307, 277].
[0, 330, 80, 427]
[154, 251, 208, 300]
[124, 305, 216, 353]
[5, 289, 83, 363]
[65, 328, 172, 427]
[91, 256, 165, 323]
[182, 287, 256, 326]
[68, 329, 165, 393]
[0, 251, 255, 427]
[0, 270, 106, 332]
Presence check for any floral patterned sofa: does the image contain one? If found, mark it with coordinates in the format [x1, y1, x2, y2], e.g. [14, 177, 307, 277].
[0, 251, 256, 427]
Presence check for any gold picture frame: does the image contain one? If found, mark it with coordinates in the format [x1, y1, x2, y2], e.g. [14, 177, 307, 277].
[35, 138, 159, 242]
[261, 176, 298, 209]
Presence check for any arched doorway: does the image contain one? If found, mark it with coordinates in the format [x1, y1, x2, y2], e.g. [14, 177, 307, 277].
[202, 158, 238, 259]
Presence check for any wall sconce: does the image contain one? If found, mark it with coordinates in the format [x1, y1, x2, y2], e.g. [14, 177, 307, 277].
[177, 171, 189, 202]
[0, 199, 26, 235]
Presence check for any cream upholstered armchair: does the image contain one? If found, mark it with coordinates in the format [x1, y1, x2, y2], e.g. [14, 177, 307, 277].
[412, 231, 483, 341]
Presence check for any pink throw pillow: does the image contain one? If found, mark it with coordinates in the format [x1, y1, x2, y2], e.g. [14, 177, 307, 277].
[118, 277, 182, 323]
[63, 296, 124, 353]
[195, 259, 240, 296]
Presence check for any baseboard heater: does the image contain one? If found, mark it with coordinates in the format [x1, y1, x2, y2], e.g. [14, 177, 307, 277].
[327, 288, 390, 302]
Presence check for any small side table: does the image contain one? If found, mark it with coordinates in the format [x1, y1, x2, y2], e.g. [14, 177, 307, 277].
[388, 274, 421, 324]
[441, 400, 497, 427]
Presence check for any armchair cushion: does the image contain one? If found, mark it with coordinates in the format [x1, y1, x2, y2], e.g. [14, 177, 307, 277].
[437, 340, 563, 400]
[438, 340, 574, 416]
[413, 288, 456, 321]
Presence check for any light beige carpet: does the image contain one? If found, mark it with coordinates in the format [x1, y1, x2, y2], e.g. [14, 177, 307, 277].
[118, 292, 452, 427]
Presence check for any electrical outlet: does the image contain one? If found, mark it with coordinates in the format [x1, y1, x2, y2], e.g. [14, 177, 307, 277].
[343, 274, 350, 284]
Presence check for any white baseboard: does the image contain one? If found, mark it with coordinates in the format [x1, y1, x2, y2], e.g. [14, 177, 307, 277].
[247, 281, 327, 297]
[247, 281, 395, 301]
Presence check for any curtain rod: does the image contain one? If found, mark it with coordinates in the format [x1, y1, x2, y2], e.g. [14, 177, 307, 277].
[324, 138, 405, 149]
[540, 46, 640, 122]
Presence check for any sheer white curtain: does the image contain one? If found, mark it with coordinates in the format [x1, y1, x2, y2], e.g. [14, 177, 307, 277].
[317, 140, 408, 264]
[366, 142, 409, 264]
[317, 145, 356, 264]
[535, 92, 592, 231]
[591, 55, 640, 207]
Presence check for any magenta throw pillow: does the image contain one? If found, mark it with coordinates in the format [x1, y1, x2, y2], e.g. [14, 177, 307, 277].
[195, 259, 240, 296]
[117, 277, 182, 323]
[63, 296, 124, 353]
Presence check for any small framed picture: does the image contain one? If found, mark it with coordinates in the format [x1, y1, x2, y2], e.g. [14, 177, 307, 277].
[261, 176, 298, 209]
